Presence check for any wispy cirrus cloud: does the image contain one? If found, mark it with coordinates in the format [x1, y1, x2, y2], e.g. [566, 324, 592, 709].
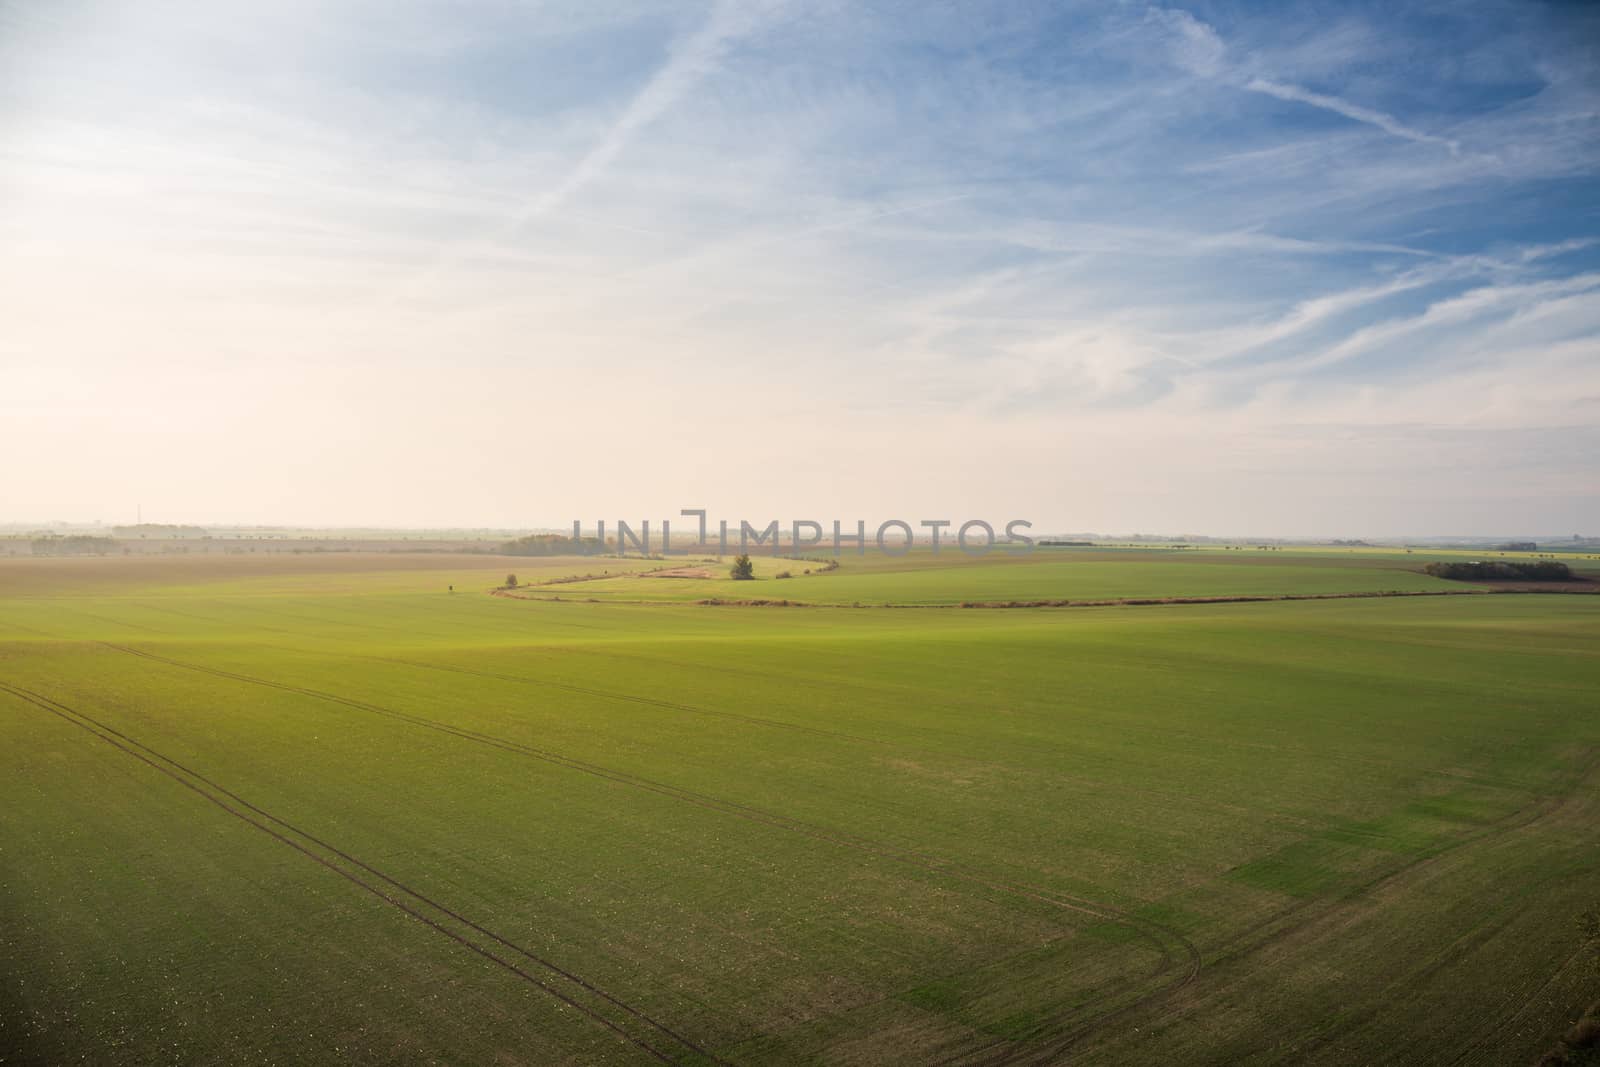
[1146, 6, 1459, 152]
[1240, 77, 1460, 154]
[1, 0, 1596, 533]
[391, 0, 786, 300]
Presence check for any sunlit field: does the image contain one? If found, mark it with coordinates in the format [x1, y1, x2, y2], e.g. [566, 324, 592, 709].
[513, 547, 1464, 605]
[3, 549, 1597, 1065]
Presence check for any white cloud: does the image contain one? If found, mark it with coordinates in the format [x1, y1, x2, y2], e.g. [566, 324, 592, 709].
[1241, 77, 1460, 153]
[1146, 6, 1459, 153]
[0, 1, 1596, 533]
[1145, 7, 1227, 78]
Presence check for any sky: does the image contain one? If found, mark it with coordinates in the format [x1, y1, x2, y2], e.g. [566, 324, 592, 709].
[2, 0, 1598, 537]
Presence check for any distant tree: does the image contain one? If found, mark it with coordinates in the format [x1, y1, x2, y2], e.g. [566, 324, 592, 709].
[501, 533, 604, 556]
[31, 535, 116, 557]
[1424, 560, 1570, 581]
[504, 574, 518, 589]
[730, 555, 754, 580]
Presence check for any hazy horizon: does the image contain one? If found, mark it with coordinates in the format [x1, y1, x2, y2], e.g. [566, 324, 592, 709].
[5, 515, 1594, 545]
[4, 1, 1598, 535]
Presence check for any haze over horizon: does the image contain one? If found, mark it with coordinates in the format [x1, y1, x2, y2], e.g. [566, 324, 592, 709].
[4, 514, 1595, 548]
[4, 1, 1598, 536]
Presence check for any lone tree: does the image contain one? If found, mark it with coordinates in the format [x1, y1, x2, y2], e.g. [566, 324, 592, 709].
[504, 574, 518, 589]
[729, 555, 755, 580]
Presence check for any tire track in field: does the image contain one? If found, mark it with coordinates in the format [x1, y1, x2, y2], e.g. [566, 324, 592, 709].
[1286, 753, 1600, 1067]
[54, 606, 169, 634]
[245, 596, 614, 636]
[0, 617, 57, 638]
[142, 591, 1429, 788]
[376, 652, 905, 749]
[40, 602, 1198, 1055]
[1446, 942, 1592, 1066]
[103, 640, 1183, 935]
[130, 598, 1025, 753]
[356, 601, 1455, 780]
[0, 679, 724, 1066]
[1204, 748, 1595, 972]
[141, 605, 893, 750]
[99, 640, 1202, 1056]
[16, 599, 1297, 852]
[1042, 749, 1598, 1067]
[117, 600, 1311, 829]
[372, 648, 1320, 828]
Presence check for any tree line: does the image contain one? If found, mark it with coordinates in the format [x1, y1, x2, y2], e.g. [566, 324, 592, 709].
[31, 535, 118, 556]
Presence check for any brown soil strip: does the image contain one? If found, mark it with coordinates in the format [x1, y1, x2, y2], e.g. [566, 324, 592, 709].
[512, 563, 722, 590]
[1456, 578, 1597, 592]
[497, 587, 1599, 610]
[952, 587, 1598, 608]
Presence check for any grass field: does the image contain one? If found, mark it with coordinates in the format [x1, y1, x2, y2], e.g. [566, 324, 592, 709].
[2, 550, 1598, 1064]
[501, 545, 1599, 605]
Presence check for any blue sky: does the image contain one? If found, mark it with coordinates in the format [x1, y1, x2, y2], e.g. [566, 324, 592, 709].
[2, 0, 1597, 534]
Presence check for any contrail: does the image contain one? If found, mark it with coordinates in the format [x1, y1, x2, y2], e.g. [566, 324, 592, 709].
[1243, 77, 1460, 154]
[381, 0, 780, 306]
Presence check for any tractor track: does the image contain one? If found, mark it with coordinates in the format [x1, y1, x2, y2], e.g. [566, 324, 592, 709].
[85, 601, 932, 756]
[1305, 773, 1593, 1064]
[0, 678, 724, 1066]
[22, 612, 1203, 949]
[111, 599, 1315, 828]
[16, 601, 1206, 1060]
[1042, 747, 1598, 1066]
[1446, 942, 1593, 1066]
[98, 639, 1202, 1061]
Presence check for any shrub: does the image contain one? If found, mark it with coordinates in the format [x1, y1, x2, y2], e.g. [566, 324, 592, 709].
[775, 570, 792, 579]
[729, 555, 755, 580]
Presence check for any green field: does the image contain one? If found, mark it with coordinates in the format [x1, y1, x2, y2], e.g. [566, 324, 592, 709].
[514, 549, 1456, 605]
[502, 545, 1600, 606]
[3, 550, 1598, 1064]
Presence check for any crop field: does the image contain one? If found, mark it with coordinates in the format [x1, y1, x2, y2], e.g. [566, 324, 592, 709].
[2, 550, 1598, 1065]
[510, 549, 1455, 605]
[502, 545, 1600, 606]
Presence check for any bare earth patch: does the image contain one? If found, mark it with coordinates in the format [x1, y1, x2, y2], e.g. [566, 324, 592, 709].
[646, 566, 715, 579]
